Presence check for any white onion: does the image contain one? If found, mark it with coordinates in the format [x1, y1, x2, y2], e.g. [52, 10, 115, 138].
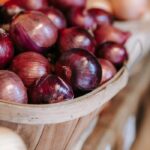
[0, 127, 27, 150]
[110, 0, 148, 20]
[86, 0, 113, 13]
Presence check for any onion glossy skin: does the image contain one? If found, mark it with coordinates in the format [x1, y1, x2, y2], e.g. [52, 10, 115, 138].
[40, 7, 67, 30]
[49, 0, 86, 10]
[0, 28, 14, 69]
[0, 70, 28, 104]
[56, 49, 102, 91]
[68, 7, 95, 29]
[30, 74, 74, 104]
[98, 59, 117, 84]
[96, 42, 128, 68]
[18, 0, 48, 10]
[10, 11, 58, 54]
[88, 8, 113, 25]
[58, 27, 95, 54]
[94, 24, 131, 45]
[11, 52, 51, 87]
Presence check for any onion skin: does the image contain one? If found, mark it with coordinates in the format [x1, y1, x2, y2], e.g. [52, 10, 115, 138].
[94, 24, 131, 45]
[68, 7, 95, 29]
[29, 75, 74, 104]
[0, 70, 28, 104]
[98, 59, 117, 84]
[10, 11, 58, 54]
[18, 0, 48, 10]
[0, 28, 14, 69]
[48, 0, 86, 10]
[96, 42, 128, 68]
[11, 52, 51, 88]
[40, 7, 67, 30]
[88, 8, 113, 25]
[55, 49, 102, 91]
[110, 0, 147, 20]
[58, 27, 96, 54]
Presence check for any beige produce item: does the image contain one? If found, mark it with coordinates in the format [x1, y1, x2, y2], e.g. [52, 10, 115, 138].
[0, 127, 27, 150]
[86, 0, 113, 13]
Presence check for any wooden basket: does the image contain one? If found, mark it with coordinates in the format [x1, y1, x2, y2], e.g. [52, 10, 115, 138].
[0, 16, 150, 150]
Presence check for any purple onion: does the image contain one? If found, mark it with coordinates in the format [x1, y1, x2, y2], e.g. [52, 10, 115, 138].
[29, 74, 74, 104]
[55, 49, 102, 91]
[40, 7, 67, 30]
[58, 27, 96, 54]
[0, 28, 14, 69]
[10, 11, 58, 54]
[0, 70, 28, 104]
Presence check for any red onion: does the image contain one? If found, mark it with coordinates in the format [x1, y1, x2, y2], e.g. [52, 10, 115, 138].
[48, 0, 86, 10]
[98, 59, 117, 84]
[0, 0, 24, 24]
[0, 28, 14, 69]
[40, 7, 67, 30]
[10, 11, 58, 54]
[29, 74, 74, 104]
[58, 27, 96, 54]
[88, 8, 113, 25]
[68, 7, 95, 29]
[96, 42, 128, 68]
[18, 0, 48, 10]
[0, 70, 28, 104]
[55, 49, 102, 91]
[11, 52, 51, 87]
[94, 24, 131, 45]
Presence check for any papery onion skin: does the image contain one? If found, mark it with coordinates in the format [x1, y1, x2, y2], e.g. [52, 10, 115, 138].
[0, 70, 28, 104]
[96, 42, 128, 68]
[55, 49, 102, 91]
[18, 0, 48, 10]
[88, 8, 113, 25]
[40, 7, 67, 30]
[48, 0, 86, 10]
[98, 58, 117, 84]
[110, 0, 147, 20]
[68, 7, 95, 30]
[58, 27, 96, 54]
[29, 74, 74, 104]
[10, 11, 58, 54]
[94, 24, 131, 45]
[0, 0, 24, 24]
[11, 52, 51, 87]
[0, 28, 14, 69]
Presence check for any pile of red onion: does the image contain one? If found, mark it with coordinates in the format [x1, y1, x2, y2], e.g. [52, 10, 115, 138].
[0, 0, 130, 104]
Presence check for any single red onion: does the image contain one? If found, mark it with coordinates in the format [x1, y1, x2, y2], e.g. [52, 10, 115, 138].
[0, 70, 28, 104]
[88, 8, 113, 25]
[98, 59, 117, 84]
[94, 24, 131, 45]
[40, 7, 67, 30]
[96, 42, 128, 68]
[10, 11, 58, 54]
[11, 52, 51, 87]
[0, 0, 24, 24]
[17, 0, 48, 10]
[55, 49, 102, 91]
[0, 28, 14, 69]
[58, 27, 96, 54]
[68, 7, 95, 29]
[48, 0, 86, 10]
[29, 74, 74, 104]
